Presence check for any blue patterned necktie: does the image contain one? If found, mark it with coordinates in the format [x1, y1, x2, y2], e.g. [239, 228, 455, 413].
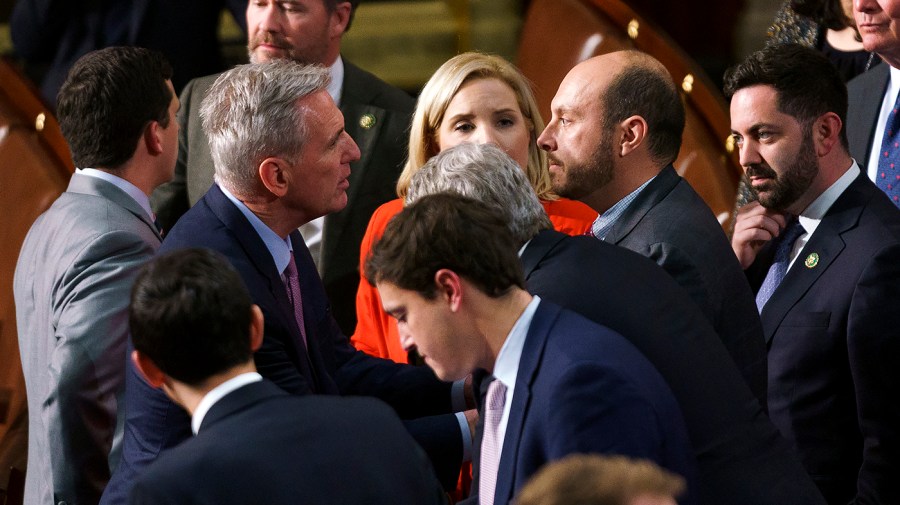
[876, 92, 900, 206]
[756, 219, 805, 312]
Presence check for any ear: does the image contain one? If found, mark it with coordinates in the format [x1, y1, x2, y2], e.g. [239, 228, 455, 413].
[433, 269, 464, 312]
[330, 1, 352, 38]
[618, 115, 648, 157]
[143, 121, 164, 156]
[812, 112, 843, 157]
[248, 304, 265, 352]
[132, 350, 166, 389]
[257, 157, 290, 197]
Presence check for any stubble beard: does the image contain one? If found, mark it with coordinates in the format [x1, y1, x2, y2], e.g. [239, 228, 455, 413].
[749, 131, 818, 212]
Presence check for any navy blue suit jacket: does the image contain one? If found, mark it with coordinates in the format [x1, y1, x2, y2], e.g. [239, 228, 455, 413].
[604, 165, 767, 402]
[129, 380, 445, 505]
[468, 301, 697, 505]
[521, 230, 825, 505]
[747, 174, 900, 504]
[102, 185, 461, 504]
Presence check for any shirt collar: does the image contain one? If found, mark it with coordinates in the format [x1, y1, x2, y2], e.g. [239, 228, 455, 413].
[492, 296, 541, 389]
[191, 372, 263, 434]
[590, 176, 656, 239]
[328, 56, 344, 107]
[219, 184, 293, 274]
[77, 168, 153, 219]
[798, 161, 860, 235]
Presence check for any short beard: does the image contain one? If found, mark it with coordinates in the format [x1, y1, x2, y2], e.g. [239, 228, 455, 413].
[552, 128, 615, 201]
[749, 129, 818, 211]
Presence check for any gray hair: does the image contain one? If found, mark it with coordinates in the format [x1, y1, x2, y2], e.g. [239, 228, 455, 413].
[200, 60, 330, 194]
[406, 143, 552, 245]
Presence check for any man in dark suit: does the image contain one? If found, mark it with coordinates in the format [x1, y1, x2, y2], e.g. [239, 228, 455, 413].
[403, 143, 825, 505]
[366, 192, 698, 505]
[536, 50, 766, 403]
[13, 47, 176, 505]
[151, 0, 413, 334]
[125, 248, 445, 505]
[845, 0, 900, 205]
[102, 60, 469, 505]
[726, 43, 900, 504]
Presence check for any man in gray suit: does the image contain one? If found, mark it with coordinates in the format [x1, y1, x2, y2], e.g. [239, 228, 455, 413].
[13, 47, 178, 505]
[536, 50, 767, 406]
[151, 0, 414, 334]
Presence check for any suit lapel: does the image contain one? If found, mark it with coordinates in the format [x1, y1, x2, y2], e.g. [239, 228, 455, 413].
[603, 165, 680, 245]
[67, 172, 162, 241]
[760, 176, 869, 343]
[493, 301, 559, 504]
[204, 186, 318, 387]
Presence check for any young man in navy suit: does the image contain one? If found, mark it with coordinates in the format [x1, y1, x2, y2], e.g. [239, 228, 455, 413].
[727, 43, 900, 504]
[126, 248, 445, 505]
[366, 193, 697, 505]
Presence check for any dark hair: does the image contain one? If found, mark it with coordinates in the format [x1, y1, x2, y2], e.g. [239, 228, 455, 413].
[602, 56, 685, 165]
[365, 193, 525, 299]
[723, 43, 849, 149]
[791, 0, 851, 31]
[56, 46, 173, 169]
[130, 248, 253, 386]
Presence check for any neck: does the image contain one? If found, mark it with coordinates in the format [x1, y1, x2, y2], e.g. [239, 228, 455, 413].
[470, 287, 534, 372]
[228, 187, 309, 239]
[582, 158, 662, 214]
[789, 153, 853, 215]
[165, 361, 257, 416]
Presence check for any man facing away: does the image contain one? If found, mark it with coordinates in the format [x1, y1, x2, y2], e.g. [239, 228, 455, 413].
[126, 248, 445, 505]
[401, 142, 826, 505]
[152, 0, 414, 334]
[103, 59, 471, 504]
[14, 47, 177, 505]
[726, 43, 900, 504]
[365, 192, 698, 505]
[536, 50, 767, 404]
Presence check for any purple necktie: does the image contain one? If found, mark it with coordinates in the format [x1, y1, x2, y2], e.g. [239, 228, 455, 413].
[876, 92, 900, 206]
[283, 255, 308, 349]
[479, 379, 507, 505]
[756, 219, 804, 312]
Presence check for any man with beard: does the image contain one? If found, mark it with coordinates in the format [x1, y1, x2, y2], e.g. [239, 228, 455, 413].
[726, 43, 900, 505]
[536, 50, 767, 405]
[151, 0, 413, 335]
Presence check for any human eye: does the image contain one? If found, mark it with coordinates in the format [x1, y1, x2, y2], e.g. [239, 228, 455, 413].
[731, 133, 743, 147]
[497, 116, 516, 128]
[453, 122, 475, 133]
[279, 1, 303, 13]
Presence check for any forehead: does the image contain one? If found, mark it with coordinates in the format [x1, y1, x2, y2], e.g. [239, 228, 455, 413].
[729, 85, 798, 131]
[297, 90, 341, 126]
[552, 62, 609, 113]
[446, 78, 520, 111]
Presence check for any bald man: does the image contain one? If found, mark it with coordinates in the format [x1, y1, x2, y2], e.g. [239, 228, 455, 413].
[537, 50, 767, 405]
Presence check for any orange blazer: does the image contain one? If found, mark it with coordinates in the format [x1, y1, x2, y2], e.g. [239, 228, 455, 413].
[351, 197, 597, 363]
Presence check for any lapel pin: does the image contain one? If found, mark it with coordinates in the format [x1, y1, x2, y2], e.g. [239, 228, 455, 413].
[804, 252, 819, 268]
[359, 113, 376, 129]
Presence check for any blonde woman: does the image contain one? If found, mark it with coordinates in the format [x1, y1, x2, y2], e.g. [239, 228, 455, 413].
[352, 52, 596, 363]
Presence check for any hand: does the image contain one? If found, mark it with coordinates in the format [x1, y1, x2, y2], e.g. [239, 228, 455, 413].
[464, 409, 479, 442]
[731, 201, 789, 269]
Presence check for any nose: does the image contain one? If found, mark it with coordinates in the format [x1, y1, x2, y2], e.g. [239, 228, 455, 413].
[398, 328, 415, 353]
[737, 138, 762, 169]
[343, 132, 361, 164]
[255, 2, 281, 32]
[537, 123, 556, 152]
[855, 0, 877, 13]
[472, 126, 499, 146]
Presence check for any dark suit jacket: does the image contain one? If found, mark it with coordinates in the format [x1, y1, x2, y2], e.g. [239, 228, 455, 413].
[102, 185, 461, 505]
[10, 0, 246, 106]
[847, 62, 889, 169]
[520, 230, 826, 505]
[151, 60, 414, 335]
[745, 174, 900, 505]
[467, 301, 698, 505]
[604, 165, 767, 404]
[128, 380, 445, 505]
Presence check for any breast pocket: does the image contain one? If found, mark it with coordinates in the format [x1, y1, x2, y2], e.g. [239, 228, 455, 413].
[780, 311, 831, 328]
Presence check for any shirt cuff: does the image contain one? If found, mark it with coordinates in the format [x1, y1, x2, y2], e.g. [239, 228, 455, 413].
[456, 411, 473, 462]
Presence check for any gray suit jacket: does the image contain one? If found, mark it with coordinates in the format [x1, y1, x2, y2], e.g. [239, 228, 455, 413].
[847, 61, 889, 169]
[603, 165, 768, 407]
[151, 60, 414, 335]
[14, 173, 162, 505]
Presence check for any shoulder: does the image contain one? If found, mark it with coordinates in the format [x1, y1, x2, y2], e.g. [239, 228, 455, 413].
[342, 60, 414, 114]
[847, 62, 889, 95]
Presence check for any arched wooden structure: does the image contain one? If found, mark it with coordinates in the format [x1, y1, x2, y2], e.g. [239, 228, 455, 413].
[0, 56, 73, 498]
[517, 0, 742, 231]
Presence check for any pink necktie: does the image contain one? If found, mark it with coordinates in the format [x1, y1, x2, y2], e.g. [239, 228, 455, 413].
[283, 255, 308, 349]
[479, 379, 507, 505]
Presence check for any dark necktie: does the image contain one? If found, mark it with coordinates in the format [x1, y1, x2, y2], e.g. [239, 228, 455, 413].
[479, 379, 507, 505]
[756, 219, 804, 312]
[876, 92, 900, 206]
[283, 255, 308, 349]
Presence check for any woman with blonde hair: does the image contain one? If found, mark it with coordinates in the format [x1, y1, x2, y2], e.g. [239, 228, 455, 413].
[352, 52, 596, 363]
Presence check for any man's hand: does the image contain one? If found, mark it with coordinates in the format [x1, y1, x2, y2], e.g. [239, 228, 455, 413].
[732, 201, 789, 269]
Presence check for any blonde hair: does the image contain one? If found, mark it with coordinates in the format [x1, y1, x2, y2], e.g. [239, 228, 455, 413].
[396, 52, 554, 200]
